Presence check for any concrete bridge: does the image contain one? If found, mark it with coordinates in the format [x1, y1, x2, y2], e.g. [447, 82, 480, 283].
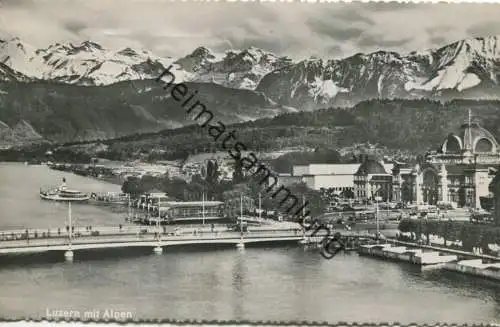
[0, 225, 307, 261]
[0, 223, 381, 261]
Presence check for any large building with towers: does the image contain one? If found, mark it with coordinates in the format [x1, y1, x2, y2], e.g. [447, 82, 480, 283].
[282, 111, 500, 209]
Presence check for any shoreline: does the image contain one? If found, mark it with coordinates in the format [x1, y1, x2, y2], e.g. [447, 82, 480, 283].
[85, 174, 124, 187]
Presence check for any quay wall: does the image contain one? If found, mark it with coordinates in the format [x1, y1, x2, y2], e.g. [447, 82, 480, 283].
[358, 244, 458, 265]
[443, 260, 500, 281]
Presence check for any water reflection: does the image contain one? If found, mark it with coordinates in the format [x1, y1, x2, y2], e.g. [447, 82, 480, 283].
[232, 249, 246, 318]
[422, 268, 500, 302]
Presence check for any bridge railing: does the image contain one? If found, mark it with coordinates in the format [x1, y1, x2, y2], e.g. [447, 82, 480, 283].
[0, 226, 304, 247]
[0, 224, 304, 240]
[0, 225, 379, 247]
[0, 237, 69, 249]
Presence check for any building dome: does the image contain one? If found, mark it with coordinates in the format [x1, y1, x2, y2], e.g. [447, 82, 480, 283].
[441, 122, 498, 154]
[355, 159, 388, 175]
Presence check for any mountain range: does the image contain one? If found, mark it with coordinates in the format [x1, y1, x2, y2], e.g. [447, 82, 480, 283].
[257, 36, 500, 109]
[2, 35, 500, 145]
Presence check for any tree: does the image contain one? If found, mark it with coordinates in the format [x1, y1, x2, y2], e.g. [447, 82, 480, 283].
[204, 160, 220, 199]
[401, 181, 412, 204]
[458, 187, 466, 207]
[121, 177, 151, 197]
[222, 183, 255, 219]
[121, 175, 162, 198]
[489, 171, 500, 226]
[480, 231, 492, 255]
[186, 174, 205, 201]
[233, 159, 244, 184]
[160, 177, 188, 201]
[341, 189, 355, 199]
[285, 183, 327, 218]
[398, 219, 413, 233]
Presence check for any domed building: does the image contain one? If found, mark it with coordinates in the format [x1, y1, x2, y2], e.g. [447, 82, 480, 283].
[440, 122, 498, 156]
[390, 110, 500, 208]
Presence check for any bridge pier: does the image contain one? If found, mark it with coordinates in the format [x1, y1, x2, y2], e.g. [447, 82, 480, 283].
[236, 241, 245, 249]
[64, 250, 74, 262]
[153, 246, 163, 255]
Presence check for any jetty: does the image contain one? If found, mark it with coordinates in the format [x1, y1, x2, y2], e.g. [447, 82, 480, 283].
[356, 239, 500, 283]
[443, 259, 500, 281]
[358, 243, 458, 265]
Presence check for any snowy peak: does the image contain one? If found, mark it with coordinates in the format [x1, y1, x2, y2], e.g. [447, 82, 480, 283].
[191, 46, 216, 59]
[257, 35, 500, 109]
[174, 45, 293, 89]
[174, 46, 222, 74]
[408, 35, 500, 92]
[117, 47, 140, 57]
[0, 38, 184, 85]
[455, 36, 500, 59]
[0, 37, 44, 77]
[42, 40, 105, 56]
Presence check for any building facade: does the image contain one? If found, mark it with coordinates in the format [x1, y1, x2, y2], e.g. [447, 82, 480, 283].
[287, 113, 500, 209]
[279, 164, 360, 193]
[353, 160, 395, 202]
[390, 117, 498, 208]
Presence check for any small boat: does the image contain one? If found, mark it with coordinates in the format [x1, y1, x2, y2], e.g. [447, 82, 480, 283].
[39, 178, 90, 202]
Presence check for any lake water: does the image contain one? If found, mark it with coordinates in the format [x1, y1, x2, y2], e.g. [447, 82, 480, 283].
[0, 163, 499, 323]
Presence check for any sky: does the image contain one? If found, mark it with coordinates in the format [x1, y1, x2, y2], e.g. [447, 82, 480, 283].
[2, 0, 500, 60]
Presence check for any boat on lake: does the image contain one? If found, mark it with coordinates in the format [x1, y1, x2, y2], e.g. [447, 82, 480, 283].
[39, 178, 90, 202]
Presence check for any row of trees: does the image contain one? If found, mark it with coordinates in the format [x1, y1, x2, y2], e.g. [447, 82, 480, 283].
[0, 145, 91, 163]
[398, 219, 500, 254]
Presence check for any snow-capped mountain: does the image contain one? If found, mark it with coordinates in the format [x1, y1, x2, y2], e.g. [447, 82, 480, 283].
[3, 35, 500, 109]
[0, 37, 292, 89]
[256, 35, 500, 109]
[0, 62, 31, 82]
[174, 46, 293, 89]
[0, 37, 191, 85]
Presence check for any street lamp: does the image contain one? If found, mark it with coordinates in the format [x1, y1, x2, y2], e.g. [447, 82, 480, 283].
[237, 193, 245, 249]
[375, 195, 382, 241]
[202, 191, 205, 225]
